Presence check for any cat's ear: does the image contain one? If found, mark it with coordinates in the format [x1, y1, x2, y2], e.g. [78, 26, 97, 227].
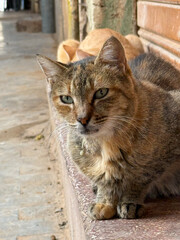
[37, 54, 68, 84]
[63, 44, 77, 61]
[95, 36, 127, 73]
[76, 49, 93, 60]
[57, 39, 79, 63]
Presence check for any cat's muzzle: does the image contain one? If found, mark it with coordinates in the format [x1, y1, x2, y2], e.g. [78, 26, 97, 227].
[77, 123, 99, 136]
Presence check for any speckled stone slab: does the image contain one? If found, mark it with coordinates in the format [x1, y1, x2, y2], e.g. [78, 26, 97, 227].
[49, 99, 180, 240]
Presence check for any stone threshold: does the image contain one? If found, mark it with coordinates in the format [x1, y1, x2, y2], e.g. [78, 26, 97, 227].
[47, 86, 180, 240]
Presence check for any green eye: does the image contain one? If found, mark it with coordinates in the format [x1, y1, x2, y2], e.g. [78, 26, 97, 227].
[94, 88, 109, 99]
[60, 95, 74, 104]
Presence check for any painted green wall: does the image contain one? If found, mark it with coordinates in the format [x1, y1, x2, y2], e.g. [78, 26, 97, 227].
[86, 0, 136, 35]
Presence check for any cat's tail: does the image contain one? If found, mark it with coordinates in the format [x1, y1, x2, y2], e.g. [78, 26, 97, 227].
[57, 39, 80, 63]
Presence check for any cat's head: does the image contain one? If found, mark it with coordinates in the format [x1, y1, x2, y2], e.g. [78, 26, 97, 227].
[37, 37, 136, 138]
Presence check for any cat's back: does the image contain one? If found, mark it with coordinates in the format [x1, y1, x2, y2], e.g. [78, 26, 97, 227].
[129, 53, 180, 91]
[130, 53, 180, 145]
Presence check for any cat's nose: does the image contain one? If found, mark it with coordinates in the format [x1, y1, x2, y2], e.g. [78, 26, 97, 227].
[77, 116, 90, 126]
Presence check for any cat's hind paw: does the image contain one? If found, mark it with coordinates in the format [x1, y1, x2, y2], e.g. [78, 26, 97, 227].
[88, 203, 116, 220]
[117, 203, 144, 219]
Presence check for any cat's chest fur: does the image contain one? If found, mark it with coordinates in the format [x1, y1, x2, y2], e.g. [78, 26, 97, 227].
[68, 132, 126, 181]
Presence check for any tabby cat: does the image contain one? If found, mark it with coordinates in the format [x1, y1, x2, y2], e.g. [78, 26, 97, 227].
[37, 37, 180, 219]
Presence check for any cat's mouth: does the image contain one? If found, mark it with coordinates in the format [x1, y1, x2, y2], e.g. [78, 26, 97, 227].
[78, 126, 99, 136]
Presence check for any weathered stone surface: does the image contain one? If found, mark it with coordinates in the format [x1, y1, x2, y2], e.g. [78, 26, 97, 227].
[17, 233, 66, 240]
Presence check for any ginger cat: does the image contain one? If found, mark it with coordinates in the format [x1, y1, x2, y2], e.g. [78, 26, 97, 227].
[38, 37, 180, 220]
[57, 28, 144, 63]
[57, 39, 79, 64]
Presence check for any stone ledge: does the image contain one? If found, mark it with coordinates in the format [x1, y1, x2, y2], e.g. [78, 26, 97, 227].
[47, 87, 180, 240]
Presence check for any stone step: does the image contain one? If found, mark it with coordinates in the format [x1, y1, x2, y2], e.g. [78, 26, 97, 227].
[16, 15, 41, 32]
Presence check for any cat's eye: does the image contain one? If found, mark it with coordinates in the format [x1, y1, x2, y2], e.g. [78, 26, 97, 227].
[60, 95, 74, 104]
[94, 88, 109, 99]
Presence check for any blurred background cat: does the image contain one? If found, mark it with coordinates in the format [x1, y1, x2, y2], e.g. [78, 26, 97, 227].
[57, 28, 144, 63]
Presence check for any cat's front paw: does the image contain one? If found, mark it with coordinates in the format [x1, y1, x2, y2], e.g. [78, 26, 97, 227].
[88, 203, 116, 220]
[117, 203, 144, 219]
